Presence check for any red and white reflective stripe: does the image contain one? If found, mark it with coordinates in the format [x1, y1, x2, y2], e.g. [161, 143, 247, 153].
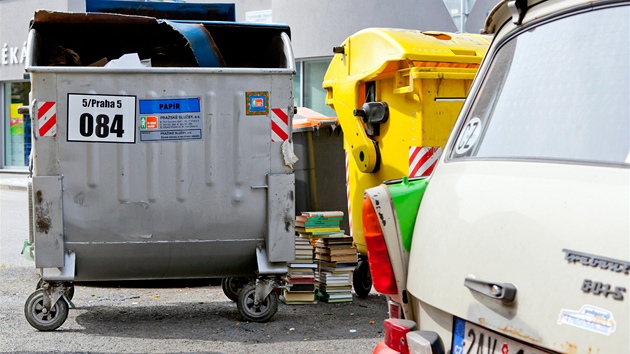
[409, 146, 442, 177]
[37, 101, 57, 137]
[345, 151, 352, 236]
[270, 108, 289, 142]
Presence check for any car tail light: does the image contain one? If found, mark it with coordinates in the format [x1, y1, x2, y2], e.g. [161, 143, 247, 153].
[383, 318, 416, 354]
[406, 331, 443, 354]
[362, 195, 398, 295]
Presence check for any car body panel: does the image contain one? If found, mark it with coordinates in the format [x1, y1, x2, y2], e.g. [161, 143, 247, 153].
[407, 161, 629, 352]
[398, 0, 630, 353]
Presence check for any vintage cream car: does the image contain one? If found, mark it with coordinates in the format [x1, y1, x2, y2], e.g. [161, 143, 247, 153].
[362, 0, 630, 353]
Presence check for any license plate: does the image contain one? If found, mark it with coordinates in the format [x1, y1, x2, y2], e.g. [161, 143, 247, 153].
[452, 318, 549, 354]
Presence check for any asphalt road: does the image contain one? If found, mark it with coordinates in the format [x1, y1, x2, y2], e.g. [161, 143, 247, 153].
[0, 188, 388, 353]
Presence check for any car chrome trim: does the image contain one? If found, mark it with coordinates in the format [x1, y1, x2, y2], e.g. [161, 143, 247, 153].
[563, 249, 630, 275]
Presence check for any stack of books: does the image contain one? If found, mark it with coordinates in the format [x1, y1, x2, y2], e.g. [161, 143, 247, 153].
[295, 211, 345, 241]
[282, 235, 318, 304]
[314, 235, 358, 303]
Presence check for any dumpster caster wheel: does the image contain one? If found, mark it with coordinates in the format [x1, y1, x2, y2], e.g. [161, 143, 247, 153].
[353, 260, 372, 298]
[221, 277, 251, 302]
[36, 279, 75, 301]
[24, 289, 69, 331]
[237, 283, 278, 323]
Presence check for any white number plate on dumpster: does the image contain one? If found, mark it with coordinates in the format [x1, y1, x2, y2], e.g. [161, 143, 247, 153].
[67, 93, 137, 143]
[452, 318, 549, 354]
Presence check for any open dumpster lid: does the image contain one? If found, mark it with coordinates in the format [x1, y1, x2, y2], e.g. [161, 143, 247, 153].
[292, 107, 338, 133]
[28, 10, 291, 69]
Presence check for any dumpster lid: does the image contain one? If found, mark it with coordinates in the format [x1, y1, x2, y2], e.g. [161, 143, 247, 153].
[292, 107, 338, 132]
[324, 28, 491, 83]
[28, 10, 292, 69]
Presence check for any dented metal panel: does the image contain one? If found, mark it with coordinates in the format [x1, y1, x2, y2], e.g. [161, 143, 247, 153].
[26, 10, 296, 281]
[266, 173, 295, 262]
[42, 250, 76, 282]
[32, 176, 64, 268]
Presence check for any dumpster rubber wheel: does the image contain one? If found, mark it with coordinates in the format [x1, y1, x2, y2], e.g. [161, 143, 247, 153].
[221, 277, 252, 302]
[36, 279, 75, 301]
[237, 283, 278, 323]
[24, 289, 69, 331]
[353, 260, 372, 298]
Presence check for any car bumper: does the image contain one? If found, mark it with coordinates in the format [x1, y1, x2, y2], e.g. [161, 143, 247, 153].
[373, 340, 400, 354]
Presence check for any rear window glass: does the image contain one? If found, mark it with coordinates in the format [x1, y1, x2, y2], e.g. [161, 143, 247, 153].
[451, 5, 630, 165]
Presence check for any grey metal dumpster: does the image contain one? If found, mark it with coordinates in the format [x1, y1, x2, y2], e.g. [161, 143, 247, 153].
[23, 8, 296, 330]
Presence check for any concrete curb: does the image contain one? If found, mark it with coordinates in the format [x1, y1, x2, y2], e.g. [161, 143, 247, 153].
[0, 174, 29, 191]
[0, 183, 28, 191]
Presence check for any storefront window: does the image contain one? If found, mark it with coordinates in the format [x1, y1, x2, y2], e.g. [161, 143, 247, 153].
[303, 60, 336, 117]
[293, 62, 302, 107]
[3, 82, 31, 168]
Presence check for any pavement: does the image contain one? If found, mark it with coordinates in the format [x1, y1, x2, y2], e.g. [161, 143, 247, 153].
[0, 172, 29, 190]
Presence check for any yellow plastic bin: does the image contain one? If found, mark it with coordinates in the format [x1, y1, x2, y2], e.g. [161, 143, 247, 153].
[323, 28, 490, 297]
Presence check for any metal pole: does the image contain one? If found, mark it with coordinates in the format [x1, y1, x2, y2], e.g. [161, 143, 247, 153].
[460, 0, 465, 32]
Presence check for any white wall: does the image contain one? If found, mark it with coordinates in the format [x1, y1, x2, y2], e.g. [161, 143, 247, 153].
[466, 0, 502, 33]
[0, 0, 81, 81]
[233, 0, 271, 21]
[182, 0, 461, 59]
[273, 0, 458, 59]
[0, 0, 494, 78]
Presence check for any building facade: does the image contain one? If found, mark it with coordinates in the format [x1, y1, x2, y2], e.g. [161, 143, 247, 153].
[0, 0, 499, 171]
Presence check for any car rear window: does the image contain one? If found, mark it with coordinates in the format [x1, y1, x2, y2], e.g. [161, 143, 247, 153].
[451, 5, 630, 166]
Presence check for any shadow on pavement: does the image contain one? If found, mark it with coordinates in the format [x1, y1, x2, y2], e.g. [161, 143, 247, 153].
[71, 294, 386, 344]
